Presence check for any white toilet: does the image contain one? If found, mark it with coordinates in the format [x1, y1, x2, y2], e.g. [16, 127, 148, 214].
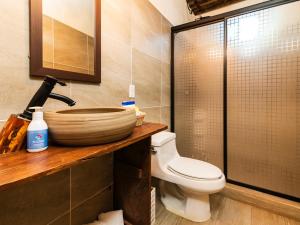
[151, 131, 225, 222]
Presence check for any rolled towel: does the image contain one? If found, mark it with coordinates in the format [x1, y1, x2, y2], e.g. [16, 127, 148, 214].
[98, 210, 124, 225]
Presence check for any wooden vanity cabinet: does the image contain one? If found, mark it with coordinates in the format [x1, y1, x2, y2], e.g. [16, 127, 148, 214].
[0, 123, 166, 225]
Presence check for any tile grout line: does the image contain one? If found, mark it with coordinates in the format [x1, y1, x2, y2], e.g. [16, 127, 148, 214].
[70, 182, 113, 211]
[46, 211, 70, 225]
[160, 14, 163, 124]
[131, 46, 133, 85]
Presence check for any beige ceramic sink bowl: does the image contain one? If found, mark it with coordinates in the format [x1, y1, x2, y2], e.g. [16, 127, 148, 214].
[44, 107, 136, 146]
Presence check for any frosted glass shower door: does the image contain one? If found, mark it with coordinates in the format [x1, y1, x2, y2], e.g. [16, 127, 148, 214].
[174, 23, 224, 170]
[227, 1, 300, 198]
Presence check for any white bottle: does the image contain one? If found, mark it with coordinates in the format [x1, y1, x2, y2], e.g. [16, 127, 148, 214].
[27, 107, 48, 152]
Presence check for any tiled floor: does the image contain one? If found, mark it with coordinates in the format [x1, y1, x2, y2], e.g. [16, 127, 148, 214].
[155, 194, 300, 225]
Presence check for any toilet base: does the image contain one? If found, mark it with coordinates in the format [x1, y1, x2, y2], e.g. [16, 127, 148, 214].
[159, 180, 211, 222]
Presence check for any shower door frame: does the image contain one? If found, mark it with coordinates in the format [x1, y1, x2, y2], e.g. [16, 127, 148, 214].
[171, 0, 300, 202]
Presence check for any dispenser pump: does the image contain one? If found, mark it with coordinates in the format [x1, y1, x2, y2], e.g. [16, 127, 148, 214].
[30, 107, 44, 120]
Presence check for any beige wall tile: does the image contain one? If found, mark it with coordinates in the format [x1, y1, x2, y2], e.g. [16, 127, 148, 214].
[133, 49, 161, 108]
[102, 0, 131, 45]
[161, 106, 171, 129]
[0, 121, 5, 130]
[132, 25, 162, 61]
[70, 68, 129, 108]
[162, 62, 171, 106]
[161, 16, 172, 44]
[0, 0, 171, 124]
[131, 0, 162, 60]
[53, 20, 88, 71]
[0, 1, 28, 64]
[42, 79, 72, 112]
[0, 1, 30, 120]
[142, 107, 161, 123]
[0, 77, 35, 119]
[101, 35, 131, 77]
[161, 39, 171, 64]
[0, 73, 71, 119]
[132, 0, 161, 38]
[161, 16, 171, 64]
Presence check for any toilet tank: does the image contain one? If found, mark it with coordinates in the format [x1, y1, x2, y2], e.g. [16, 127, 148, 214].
[151, 131, 179, 170]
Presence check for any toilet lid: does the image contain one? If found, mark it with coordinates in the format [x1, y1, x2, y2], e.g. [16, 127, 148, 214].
[167, 157, 223, 180]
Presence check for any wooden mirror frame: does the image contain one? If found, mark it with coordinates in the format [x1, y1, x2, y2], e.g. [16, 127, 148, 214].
[29, 0, 101, 83]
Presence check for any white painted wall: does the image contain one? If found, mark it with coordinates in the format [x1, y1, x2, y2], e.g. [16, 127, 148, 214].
[149, 0, 195, 25]
[149, 0, 270, 26]
[43, 0, 95, 36]
[201, 0, 269, 16]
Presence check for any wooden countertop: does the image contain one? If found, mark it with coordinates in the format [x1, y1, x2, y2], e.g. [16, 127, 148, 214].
[0, 123, 167, 191]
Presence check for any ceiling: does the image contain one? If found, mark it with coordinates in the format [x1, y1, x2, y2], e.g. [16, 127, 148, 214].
[186, 0, 245, 15]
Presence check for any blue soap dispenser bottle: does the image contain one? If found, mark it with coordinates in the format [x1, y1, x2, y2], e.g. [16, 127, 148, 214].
[27, 107, 48, 152]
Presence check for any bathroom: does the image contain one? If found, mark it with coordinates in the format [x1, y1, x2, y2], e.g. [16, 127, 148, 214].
[0, 0, 299, 224]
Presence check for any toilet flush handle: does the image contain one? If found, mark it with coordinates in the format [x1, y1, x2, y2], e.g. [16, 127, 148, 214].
[151, 146, 157, 154]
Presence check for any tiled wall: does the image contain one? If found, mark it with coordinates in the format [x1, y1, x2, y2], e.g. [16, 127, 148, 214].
[0, 0, 171, 129]
[0, 154, 113, 225]
[43, 15, 95, 75]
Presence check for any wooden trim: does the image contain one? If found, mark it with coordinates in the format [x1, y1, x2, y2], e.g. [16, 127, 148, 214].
[114, 160, 144, 179]
[29, 0, 101, 83]
[220, 183, 300, 220]
[95, 0, 101, 83]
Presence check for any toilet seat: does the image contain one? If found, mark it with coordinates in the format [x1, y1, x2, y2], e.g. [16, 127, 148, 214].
[167, 157, 222, 181]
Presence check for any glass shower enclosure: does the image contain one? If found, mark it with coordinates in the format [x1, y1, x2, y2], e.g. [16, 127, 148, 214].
[172, 0, 300, 200]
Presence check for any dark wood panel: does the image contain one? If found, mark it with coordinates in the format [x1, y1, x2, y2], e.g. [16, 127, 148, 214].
[0, 123, 167, 191]
[114, 138, 152, 225]
[71, 186, 113, 225]
[187, 0, 245, 15]
[71, 154, 113, 208]
[49, 213, 70, 225]
[0, 169, 70, 225]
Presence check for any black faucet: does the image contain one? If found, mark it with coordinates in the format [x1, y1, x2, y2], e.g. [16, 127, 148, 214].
[21, 76, 76, 120]
[48, 93, 76, 106]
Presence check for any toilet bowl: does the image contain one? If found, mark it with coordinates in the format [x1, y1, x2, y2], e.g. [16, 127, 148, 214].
[151, 131, 225, 222]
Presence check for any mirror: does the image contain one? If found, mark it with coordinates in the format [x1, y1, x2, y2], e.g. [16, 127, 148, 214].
[30, 0, 101, 83]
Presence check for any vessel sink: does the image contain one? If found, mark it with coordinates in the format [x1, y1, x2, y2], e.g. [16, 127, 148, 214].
[44, 107, 136, 146]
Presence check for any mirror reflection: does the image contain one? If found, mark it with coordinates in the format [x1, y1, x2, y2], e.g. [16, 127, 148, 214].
[42, 0, 95, 75]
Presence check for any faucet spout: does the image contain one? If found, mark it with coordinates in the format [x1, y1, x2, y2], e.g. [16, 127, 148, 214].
[49, 93, 76, 106]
